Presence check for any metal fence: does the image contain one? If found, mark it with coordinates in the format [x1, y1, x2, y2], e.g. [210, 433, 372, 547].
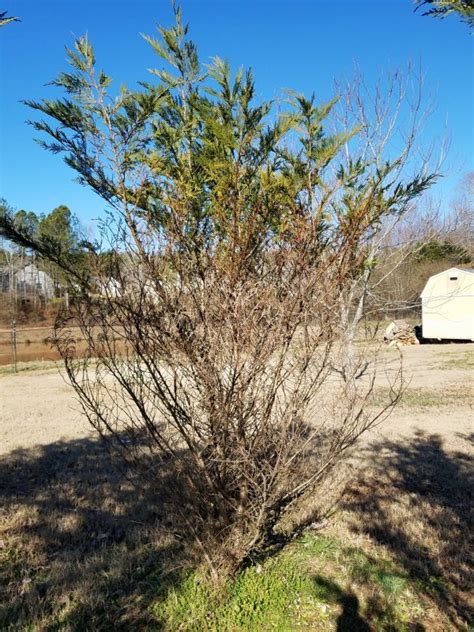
[0, 323, 61, 372]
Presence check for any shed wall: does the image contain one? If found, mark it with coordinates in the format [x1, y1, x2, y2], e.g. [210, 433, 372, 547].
[421, 269, 474, 340]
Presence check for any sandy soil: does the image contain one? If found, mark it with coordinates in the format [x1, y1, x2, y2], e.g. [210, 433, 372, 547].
[0, 368, 93, 455]
[368, 343, 474, 452]
[0, 343, 473, 457]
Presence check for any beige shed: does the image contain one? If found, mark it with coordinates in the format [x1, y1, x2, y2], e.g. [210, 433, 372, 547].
[421, 267, 474, 341]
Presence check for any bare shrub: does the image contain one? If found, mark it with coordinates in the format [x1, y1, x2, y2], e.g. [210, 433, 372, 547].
[1, 9, 436, 575]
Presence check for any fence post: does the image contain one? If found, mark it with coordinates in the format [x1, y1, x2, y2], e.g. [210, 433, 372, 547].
[11, 319, 17, 373]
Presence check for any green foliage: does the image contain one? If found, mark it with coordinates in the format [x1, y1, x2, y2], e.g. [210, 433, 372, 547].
[0, 11, 19, 27]
[414, 0, 474, 29]
[13, 209, 39, 235]
[17, 4, 435, 279]
[0, 199, 90, 287]
[415, 239, 471, 263]
[38, 204, 80, 254]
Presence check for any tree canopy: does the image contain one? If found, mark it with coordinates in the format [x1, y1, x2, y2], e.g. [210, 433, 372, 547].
[0, 200, 88, 285]
[18, 8, 433, 276]
[415, 239, 471, 263]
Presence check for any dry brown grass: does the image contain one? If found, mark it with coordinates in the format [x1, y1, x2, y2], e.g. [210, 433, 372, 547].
[0, 436, 192, 630]
[341, 431, 474, 630]
[1, 429, 472, 629]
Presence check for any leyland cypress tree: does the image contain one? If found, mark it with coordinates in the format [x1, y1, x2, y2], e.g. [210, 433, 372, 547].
[0, 7, 436, 575]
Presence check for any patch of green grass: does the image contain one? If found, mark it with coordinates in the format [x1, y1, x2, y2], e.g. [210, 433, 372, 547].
[435, 351, 474, 371]
[372, 386, 470, 408]
[150, 534, 426, 631]
[346, 548, 409, 600]
[0, 529, 437, 631]
[153, 557, 328, 631]
[400, 390, 448, 407]
[0, 360, 60, 376]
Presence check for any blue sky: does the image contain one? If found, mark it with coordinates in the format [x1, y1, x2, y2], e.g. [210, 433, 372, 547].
[0, 0, 472, 231]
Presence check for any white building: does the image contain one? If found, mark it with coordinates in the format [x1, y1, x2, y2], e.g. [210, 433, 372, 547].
[421, 267, 474, 341]
[1, 262, 56, 300]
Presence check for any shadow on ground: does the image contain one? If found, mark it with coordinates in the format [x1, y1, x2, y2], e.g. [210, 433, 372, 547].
[0, 435, 190, 629]
[1, 428, 472, 629]
[312, 576, 371, 631]
[344, 430, 473, 628]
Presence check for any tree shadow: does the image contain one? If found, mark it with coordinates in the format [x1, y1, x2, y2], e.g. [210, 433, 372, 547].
[457, 431, 474, 446]
[0, 420, 366, 628]
[0, 435, 193, 629]
[343, 430, 473, 628]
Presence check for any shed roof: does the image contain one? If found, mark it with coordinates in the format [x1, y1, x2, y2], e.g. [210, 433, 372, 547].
[421, 267, 474, 298]
[423, 267, 474, 281]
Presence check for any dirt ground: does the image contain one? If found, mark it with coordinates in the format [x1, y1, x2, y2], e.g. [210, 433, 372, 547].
[1, 343, 472, 456]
